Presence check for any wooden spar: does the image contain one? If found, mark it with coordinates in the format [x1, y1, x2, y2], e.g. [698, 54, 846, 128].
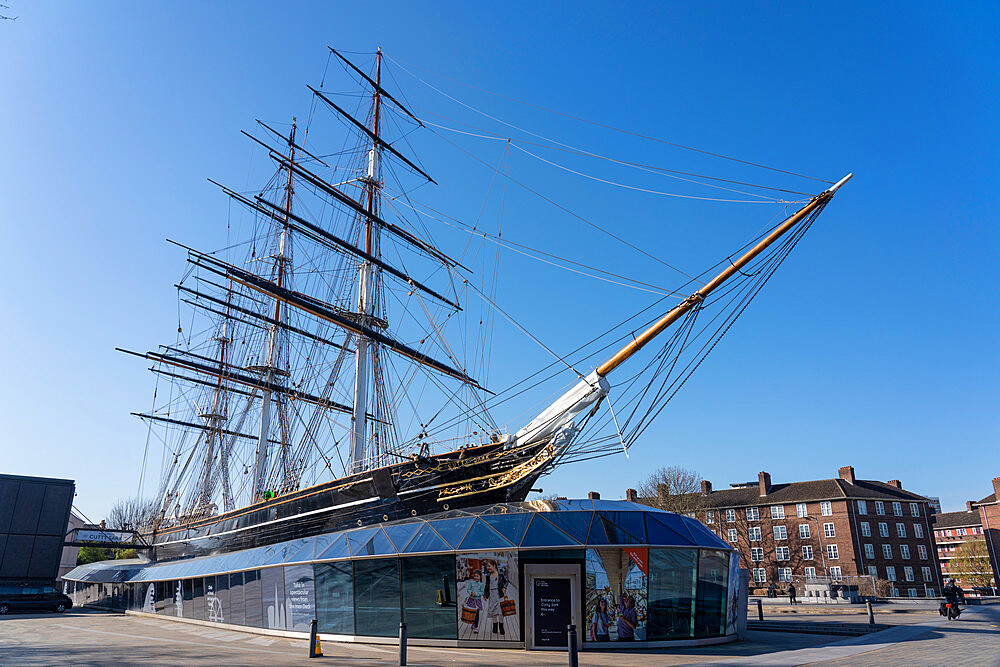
[255, 120, 329, 166]
[133, 412, 283, 445]
[327, 46, 424, 127]
[596, 173, 853, 377]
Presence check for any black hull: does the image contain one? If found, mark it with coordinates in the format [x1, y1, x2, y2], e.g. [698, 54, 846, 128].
[148, 439, 552, 561]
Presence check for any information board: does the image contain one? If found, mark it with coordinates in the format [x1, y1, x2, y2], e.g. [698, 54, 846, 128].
[533, 577, 571, 647]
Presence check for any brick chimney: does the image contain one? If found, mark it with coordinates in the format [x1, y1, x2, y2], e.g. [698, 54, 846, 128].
[758, 471, 772, 496]
[625, 488, 638, 503]
[588, 491, 601, 500]
[993, 477, 1000, 500]
[967, 500, 975, 512]
[887, 480, 902, 489]
[701, 480, 713, 496]
[838, 466, 856, 484]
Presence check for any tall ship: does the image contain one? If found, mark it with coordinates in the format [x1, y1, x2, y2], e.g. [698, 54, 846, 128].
[121, 48, 851, 561]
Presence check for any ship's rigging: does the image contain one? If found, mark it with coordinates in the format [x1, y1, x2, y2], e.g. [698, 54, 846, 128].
[124, 47, 850, 530]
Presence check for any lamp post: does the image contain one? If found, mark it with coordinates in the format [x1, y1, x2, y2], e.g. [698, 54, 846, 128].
[806, 515, 828, 576]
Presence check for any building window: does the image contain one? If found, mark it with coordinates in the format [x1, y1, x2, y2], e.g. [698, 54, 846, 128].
[946, 529, 952, 536]
[771, 505, 785, 519]
[857, 500, 868, 515]
[776, 546, 790, 561]
[918, 545, 928, 560]
[726, 509, 736, 523]
[883, 544, 893, 559]
[861, 522, 871, 537]
[830, 566, 843, 581]
[927, 587, 936, 597]
[820, 501, 833, 516]
[753, 568, 767, 583]
[727, 529, 738, 543]
[805, 566, 817, 578]
[749, 526, 762, 542]
[914, 524, 923, 539]
[901, 545, 911, 560]
[751, 548, 764, 562]
[908, 588, 918, 598]
[922, 566, 932, 581]
[904, 566, 914, 582]
[891, 588, 900, 598]
[958, 528, 967, 536]
[886, 566, 897, 582]
[892, 502, 902, 516]
[746, 507, 760, 521]
[705, 510, 715, 524]
[875, 501, 885, 515]
[864, 543, 875, 559]
[799, 524, 811, 539]
[823, 523, 836, 538]
[879, 522, 889, 538]
[402, 555, 459, 639]
[778, 568, 792, 582]
[802, 545, 813, 560]
[797, 503, 808, 518]
[896, 523, 907, 538]
[773, 525, 787, 540]
[910, 503, 920, 517]
[826, 544, 839, 560]
[868, 565, 878, 577]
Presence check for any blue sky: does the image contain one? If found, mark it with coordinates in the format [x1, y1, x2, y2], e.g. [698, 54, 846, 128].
[1, 2, 996, 520]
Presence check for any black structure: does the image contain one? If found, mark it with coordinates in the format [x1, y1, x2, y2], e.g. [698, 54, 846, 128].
[0, 474, 75, 583]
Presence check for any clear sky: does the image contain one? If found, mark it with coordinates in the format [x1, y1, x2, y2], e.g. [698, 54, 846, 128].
[1, 1, 997, 521]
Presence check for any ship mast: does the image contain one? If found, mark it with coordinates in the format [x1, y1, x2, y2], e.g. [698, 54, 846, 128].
[252, 120, 297, 500]
[349, 49, 383, 474]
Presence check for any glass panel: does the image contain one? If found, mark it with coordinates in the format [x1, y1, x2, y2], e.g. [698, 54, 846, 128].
[315, 533, 351, 561]
[261, 567, 286, 629]
[228, 571, 245, 626]
[476, 503, 533, 515]
[595, 512, 645, 544]
[146, 582, 162, 614]
[316, 562, 354, 635]
[353, 527, 397, 557]
[207, 574, 228, 624]
[284, 563, 315, 632]
[725, 552, 740, 635]
[427, 518, 475, 548]
[481, 513, 532, 545]
[646, 549, 697, 639]
[345, 528, 380, 556]
[645, 514, 693, 546]
[694, 549, 729, 638]
[384, 523, 423, 551]
[182, 579, 194, 619]
[458, 518, 515, 550]
[192, 578, 206, 620]
[265, 538, 313, 565]
[585, 548, 647, 641]
[520, 514, 577, 548]
[682, 516, 729, 548]
[403, 524, 452, 554]
[354, 559, 400, 637]
[457, 551, 520, 641]
[539, 512, 592, 544]
[401, 555, 457, 639]
[244, 570, 263, 627]
[169, 580, 183, 617]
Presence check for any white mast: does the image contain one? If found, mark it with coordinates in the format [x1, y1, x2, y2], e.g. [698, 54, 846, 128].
[349, 50, 383, 474]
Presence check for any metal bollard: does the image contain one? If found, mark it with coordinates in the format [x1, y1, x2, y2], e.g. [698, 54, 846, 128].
[309, 618, 322, 658]
[567, 624, 579, 667]
[399, 621, 407, 666]
[756, 598, 764, 621]
[867, 601, 875, 626]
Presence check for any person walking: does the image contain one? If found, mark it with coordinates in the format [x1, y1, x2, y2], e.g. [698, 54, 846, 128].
[788, 583, 797, 605]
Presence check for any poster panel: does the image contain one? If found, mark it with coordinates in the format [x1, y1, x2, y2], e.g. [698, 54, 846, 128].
[284, 563, 315, 632]
[585, 548, 648, 641]
[456, 551, 519, 641]
[725, 551, 740, 635]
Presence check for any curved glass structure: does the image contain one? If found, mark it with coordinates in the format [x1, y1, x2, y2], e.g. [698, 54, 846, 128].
[65, 499, 740, 646]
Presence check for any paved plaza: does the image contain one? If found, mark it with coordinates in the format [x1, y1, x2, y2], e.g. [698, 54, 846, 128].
[0, 606, 998, 666]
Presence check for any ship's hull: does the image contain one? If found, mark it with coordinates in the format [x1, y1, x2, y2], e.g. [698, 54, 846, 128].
[147, 438, 554, 561]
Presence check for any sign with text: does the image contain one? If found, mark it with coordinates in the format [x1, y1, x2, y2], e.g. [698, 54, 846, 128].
[533, 577, 571, 647]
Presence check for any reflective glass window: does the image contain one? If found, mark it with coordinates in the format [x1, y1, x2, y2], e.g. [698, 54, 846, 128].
[229, 572, 245, 626]
[522, 514, 577, 547]
[540, 512, 593, 544]
[644, 514, 693, 546]
[182, 579, 194, 619]
[355, 528, 397, 557]
[192, 578, 205, 620]
[244, 570, 263, 627]
[694, 549, 729, 637]
[458, 519, 515, 550]
[284, 563, 315, 632]
[154, 581, 169, 614]
[585, 548, 648, 641]
[261, 566, 286, 629]
[481, 513, 532, 545]
[208, 574, 228, 624]
[402, 555, 457, 639]
[354, 558, 401, 637]
[384, 522, 422, 551]
[346, 528, 381, 556]
[316, 533, 351, 561]
[316, 562, 354, 635]
[427, 518, 475, 548]
[592, 512, 645, 544]
[403, 524, 451, 554]
[646, 548, 697, 639]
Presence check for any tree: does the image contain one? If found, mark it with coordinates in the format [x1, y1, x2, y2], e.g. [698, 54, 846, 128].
[76, 546, 111, 566]
[106, 497, 158, 533]
[951, 540, 995, 590]
[636, 465, 702, 514]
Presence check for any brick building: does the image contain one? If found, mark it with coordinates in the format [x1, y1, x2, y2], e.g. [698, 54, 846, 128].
[931, 503, 993, 592]
[687, 466, 942, 597]
[971, 477, 1000, 593]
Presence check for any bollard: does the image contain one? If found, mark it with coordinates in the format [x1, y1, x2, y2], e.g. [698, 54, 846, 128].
[567, 624, 579, 667]
[867, 601, 875, 626]
[309, 618, 323, 658]
[756, 598, 764, 621]
[399, 621, 407, 666]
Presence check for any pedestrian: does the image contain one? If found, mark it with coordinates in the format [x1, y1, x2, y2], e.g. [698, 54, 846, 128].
[767, 582, 776, 598]
[788, 583, 797, 605]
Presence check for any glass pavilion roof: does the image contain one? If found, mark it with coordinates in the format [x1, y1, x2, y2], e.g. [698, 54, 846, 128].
[65, 499, 731, 583]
